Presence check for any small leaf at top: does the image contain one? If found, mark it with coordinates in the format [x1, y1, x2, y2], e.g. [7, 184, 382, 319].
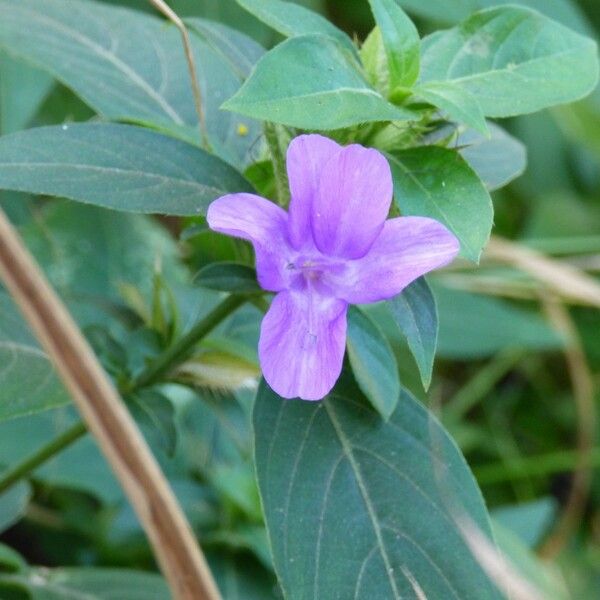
[367, 0, 420, 91]
[413, 81, 489, 136]
[223, 35, 417, 130]
[236, 0, 354, 52]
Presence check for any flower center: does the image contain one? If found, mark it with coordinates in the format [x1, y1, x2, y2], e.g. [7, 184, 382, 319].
[286, 255, 344, 293]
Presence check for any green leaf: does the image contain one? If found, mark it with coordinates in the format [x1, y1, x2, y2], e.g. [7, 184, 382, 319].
[413, 81, 488, 135]
[128, 389, 177, 458]
[360, 27, 390, 96]
[434, 285, 563, 359]
[236, 0, 353, 51]
[0, 123, 251, 216]
[0, 567, 170, 599]
[0, 0, 264, 167]
[387, 277, 438, 389]
[0, 293, 70, 421]
[387, 145, 492, 262]
[254, 379, 502, 599]
[0, 543, 26, 573]
[196, 262, 261, 294]
[223, 35, 417, 130]
[420, 6, 599, 117]
[367, 0, 420, 90]
[428, 123, 527, 191]
[492, 498, 557, 548]
[0, 53, 53, 135]
[346, 306, 400, 420]
[0, 481, 31, 534]
[209, 552, 279, 600]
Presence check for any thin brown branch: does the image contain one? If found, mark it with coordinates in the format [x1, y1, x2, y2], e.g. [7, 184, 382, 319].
[0, 208, 221, 600]
[485, 236, 600, 308]
[149, 0, 209, 149]
[539, 297, 596, 559]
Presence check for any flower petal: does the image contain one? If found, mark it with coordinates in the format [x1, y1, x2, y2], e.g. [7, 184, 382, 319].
[311, 144, 393, 259]
[286, 134, 342, 249]
[207, 193, 291, 292]
[259, 290, 348, 400]
[334, 217, 460, 304]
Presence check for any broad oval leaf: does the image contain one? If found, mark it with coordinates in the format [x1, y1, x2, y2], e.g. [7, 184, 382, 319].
[254, 380, 502, 599]
[196, 262, 261, 294]
[223, 35, 417, 130]
[367, 0, 420, 90]
[0, 123, 251, 216]
[236, 0, 353, 51]
[0, 0, 264, 167]
[0, 293, 69, 421]
[420, 6, 599, 118]
[387, 277, 438, 389]
[346, 306, 400, 420]
[388, 145, 492, 262]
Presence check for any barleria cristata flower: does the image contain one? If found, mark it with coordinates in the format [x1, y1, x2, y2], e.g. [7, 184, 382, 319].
[208, 134, 459, 400]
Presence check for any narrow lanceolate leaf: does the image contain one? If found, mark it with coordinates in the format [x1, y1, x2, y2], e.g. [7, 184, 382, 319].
[388, 146, 493, 262]
[367, 0, 420, 90]
[236, 0, 353, 52]
[0, 0, 264, 167]
[420, 6, 599, 117]
[0, 293, 69, 421]
[254, 380, 502, 599]
[0, 123, 251, 216]
[346, 306, 400, 420]
[0, 480, 31, 533]
[223, 35, 416, 130]
[387, 277, 438, 389]
[413, 81, 489, 136]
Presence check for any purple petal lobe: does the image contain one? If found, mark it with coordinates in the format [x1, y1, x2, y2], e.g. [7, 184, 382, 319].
[286, 134, 342, 249]
[311, 144, 393, 259]
[207, 193, 291, 292]
[259, 290, 347, 401]
[334, 217, 460, 304]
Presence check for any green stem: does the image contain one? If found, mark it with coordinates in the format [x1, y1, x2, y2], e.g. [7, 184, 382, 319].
[132, 294, 246, 390]
[0, 294, 246, 495]
[264, 122, 290, 207]
[0, 422, 87, 494]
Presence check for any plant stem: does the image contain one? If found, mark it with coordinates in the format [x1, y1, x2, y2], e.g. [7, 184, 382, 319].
[132, 294, 246, 389]
[0, 422, 87, 494]
[264, 122, 290, 207]
[0, 294, 246, 497]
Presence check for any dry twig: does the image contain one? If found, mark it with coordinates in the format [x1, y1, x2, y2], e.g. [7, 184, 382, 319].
[0, 208, 221, 600]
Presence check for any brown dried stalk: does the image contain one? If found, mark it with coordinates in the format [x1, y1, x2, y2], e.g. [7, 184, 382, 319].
[149, 0, 209, 149]
[0, 208, 221, 600]
[539, 297, 596, 559]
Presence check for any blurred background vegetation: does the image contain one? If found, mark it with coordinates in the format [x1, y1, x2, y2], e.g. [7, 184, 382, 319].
[1, 0, 599, 597]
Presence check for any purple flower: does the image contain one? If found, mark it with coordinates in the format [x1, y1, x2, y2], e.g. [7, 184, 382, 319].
[207, 134, 459, 401]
